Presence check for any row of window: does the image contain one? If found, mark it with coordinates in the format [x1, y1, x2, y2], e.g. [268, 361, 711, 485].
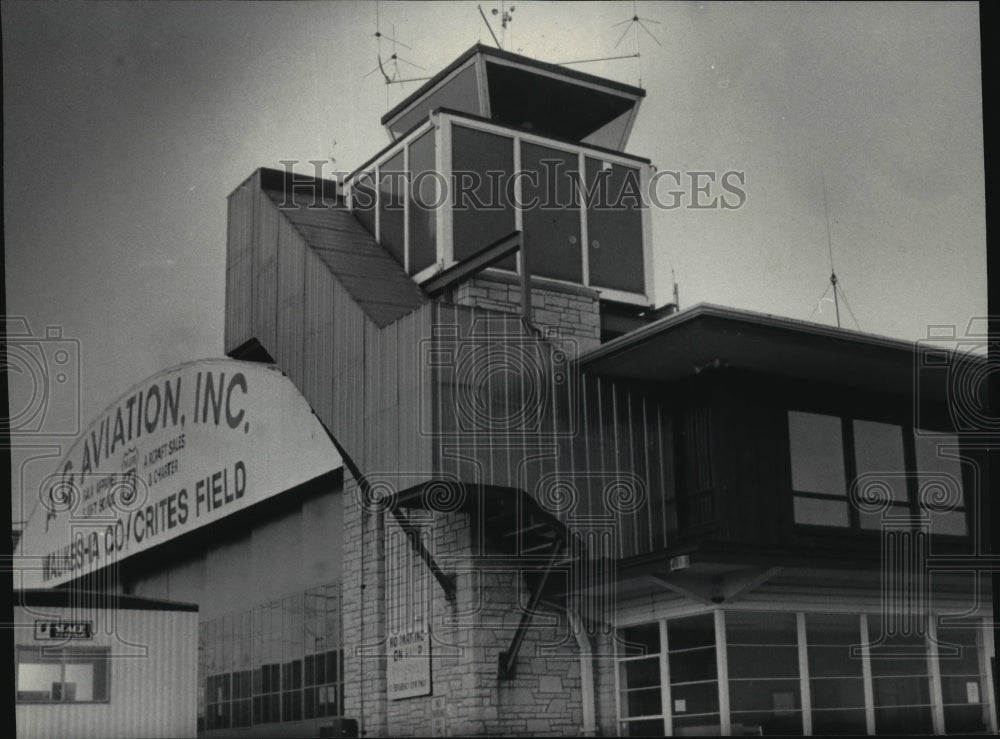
[199, 582, 343, 731]
[788, 411, 968, 535]
[203, 650, 345, 730]
[617, 611, 994, 736]
[352, 117, 647, 297]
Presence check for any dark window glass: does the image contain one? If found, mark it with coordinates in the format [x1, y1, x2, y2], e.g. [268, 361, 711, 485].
[672, 713, 721, 731]
[451, 125, 516, 265]
[622, 657, 661, 690]
[379, 151, 406, 267]
[353, 171, 376, 235]
[624, 687, 662, 717]
[668, 613, 715, 651]
[521, 141, 582, 282]
[409, 129, 438, 274]
[669, 648, 717, 683]
[670, 680, 719, 716]
[584, 157, 644, 292]
[789, 411, 846, 497]
[620, 718, 665, 736]
[304, 655, 315, 686]
[618, 623, 660, 657]
[854, 420, 909, 521]
[726, 611, 797, 645]
[811, 708, 867, 735]
[727, 646, 799, 679]
[915, 433, 968, 536]
[326, 650, 337, 684]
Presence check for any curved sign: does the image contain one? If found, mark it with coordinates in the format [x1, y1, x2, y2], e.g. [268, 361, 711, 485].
[15, 359, 341, 588]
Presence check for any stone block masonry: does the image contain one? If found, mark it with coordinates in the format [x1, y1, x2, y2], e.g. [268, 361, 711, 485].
[453, 270, 601, 355]
[343, 481, 589, 736]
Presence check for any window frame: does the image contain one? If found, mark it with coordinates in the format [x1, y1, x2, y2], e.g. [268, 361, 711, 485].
[16, 645, 111, 704]
[786, 408, 970, 538]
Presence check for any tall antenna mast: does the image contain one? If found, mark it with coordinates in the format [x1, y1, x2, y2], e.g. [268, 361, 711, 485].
[821, 168, 841, 329]
[809, 169, 861, 330]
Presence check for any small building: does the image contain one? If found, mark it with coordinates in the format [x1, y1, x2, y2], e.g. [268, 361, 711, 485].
[14, 589, 198, 739]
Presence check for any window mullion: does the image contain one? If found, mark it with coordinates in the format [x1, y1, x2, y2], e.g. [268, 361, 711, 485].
[842, 417, 860, 531]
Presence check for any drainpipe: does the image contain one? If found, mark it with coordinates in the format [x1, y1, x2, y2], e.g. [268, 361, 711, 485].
[567, 608, 597, 736]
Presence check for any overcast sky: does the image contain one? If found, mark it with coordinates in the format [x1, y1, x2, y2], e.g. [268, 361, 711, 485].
[3, 1, 985, 522]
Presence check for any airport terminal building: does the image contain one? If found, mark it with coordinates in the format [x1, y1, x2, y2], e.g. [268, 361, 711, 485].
[15, 45, 997, 737]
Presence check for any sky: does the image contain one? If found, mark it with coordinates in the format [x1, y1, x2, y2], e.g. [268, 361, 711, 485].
[3, 1, 985, 524]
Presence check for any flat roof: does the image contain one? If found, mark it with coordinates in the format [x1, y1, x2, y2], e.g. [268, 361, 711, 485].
[14, 589, 199, 612]
[581, 302, 982, 400]
[382, 43, 646, 127]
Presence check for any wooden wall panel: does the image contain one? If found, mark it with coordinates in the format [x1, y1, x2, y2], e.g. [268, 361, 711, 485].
[252, 185, 278, 357]
[303, 244, 335, 418]
[224, 178, 256, 354]
[276, 215, 306, 391]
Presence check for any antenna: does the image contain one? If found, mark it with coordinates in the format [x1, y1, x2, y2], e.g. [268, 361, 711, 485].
[478, 4, 514, 50]
[612, 0, 661, 86]
[809, 169, 861, 330]
[365, 3, 429, 110]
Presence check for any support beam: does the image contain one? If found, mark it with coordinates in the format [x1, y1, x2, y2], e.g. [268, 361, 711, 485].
[421, 230, 521, 296]
[321, 426, 456, 602]
[499, 535, 565, 679]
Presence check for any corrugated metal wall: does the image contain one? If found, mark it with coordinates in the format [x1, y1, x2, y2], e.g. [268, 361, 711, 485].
[15, 605, 197, 739]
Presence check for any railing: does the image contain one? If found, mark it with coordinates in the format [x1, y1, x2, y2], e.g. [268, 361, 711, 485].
[346, 109, 654, 306]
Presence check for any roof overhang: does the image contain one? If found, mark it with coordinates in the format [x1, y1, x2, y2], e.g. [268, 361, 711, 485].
[581, 303, 984, 403]
[382, 44, 645, 149]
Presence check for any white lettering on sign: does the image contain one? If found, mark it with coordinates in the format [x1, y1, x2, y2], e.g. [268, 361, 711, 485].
[34, 620, 93, 640]
[388, 629, 431, 700]
[15, 359, 342, 588]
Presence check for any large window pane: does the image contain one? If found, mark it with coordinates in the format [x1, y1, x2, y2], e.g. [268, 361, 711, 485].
[788, 411, 846, 496]
[378, 151, 406, 268]
[806, 614, 866, 732]
[451, 125, 516, 264]
[867, 615, 933, 734]
[726, 611, 797, 645]
[352, 171, 376, 236]
[939, 626, 990, 733]
[854, 419, 908, 502]
[521, 141, 582, 282]
[17, 647, 110, 703]
[915, 433, 967, 536]
[793, 496, 849, 527]
[727, 611, 801, 735]
[619, 623, 660, 657]
[408, 130, 437, 274]
[668, 614, 719, 722]
[584, 157, 644, 292]
[668, 613, 716, 651]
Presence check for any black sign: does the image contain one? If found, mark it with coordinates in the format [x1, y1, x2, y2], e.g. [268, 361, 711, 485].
[34, 620, 93, 640]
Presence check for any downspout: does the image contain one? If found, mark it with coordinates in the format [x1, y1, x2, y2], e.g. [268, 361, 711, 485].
[567, 608, 597, 736]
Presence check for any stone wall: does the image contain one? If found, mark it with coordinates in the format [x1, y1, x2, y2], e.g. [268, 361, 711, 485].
[343, 484, 591, 736]
[453, 270, 601, 355]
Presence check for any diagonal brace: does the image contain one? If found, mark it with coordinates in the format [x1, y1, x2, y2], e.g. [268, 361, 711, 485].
[322, 427, 456, 602]
[498, 534, 565, 679]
